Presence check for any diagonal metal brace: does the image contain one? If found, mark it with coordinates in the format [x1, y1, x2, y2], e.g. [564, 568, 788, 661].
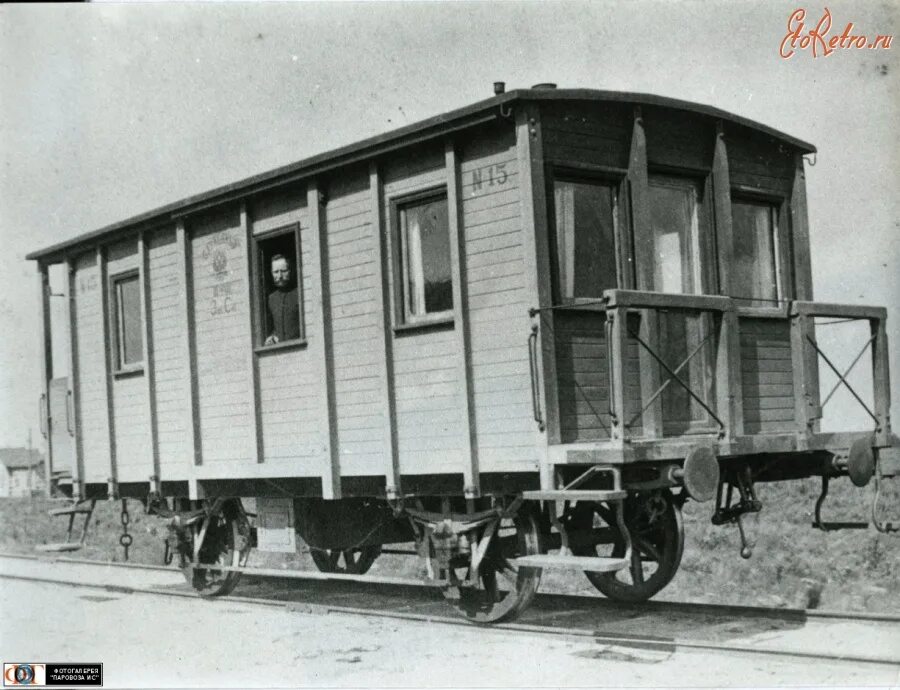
[820, 334, 876, 409]
[806, 335, 879, 426]
[628, 328, 725, 433]
[625, 327, 715, 429]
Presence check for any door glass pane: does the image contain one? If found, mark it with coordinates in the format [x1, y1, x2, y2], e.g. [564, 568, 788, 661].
[647, 178, 699, 294]
[732, 200, 779, 306]
[553, 179, 617, 299]
[642, 176, 714, 433]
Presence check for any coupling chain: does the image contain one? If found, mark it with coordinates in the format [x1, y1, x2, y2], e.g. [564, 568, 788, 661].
[119, 498, 133, 561]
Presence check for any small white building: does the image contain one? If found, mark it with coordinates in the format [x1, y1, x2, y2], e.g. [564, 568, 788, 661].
[0, 448, 46, 497]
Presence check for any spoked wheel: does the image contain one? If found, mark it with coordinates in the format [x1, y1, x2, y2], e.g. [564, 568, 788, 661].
[182, 499, 252, 598]
[310, 545, 382, 574]
[440, 509, 543, 624]
[571, 490, 684, 603]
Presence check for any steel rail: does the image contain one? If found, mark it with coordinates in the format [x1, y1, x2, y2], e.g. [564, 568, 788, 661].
[1, 552, 899, 668]
[2, 550, 898, 623]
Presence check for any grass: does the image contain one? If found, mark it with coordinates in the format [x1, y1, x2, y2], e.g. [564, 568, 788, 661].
[1, 475, 897, 613]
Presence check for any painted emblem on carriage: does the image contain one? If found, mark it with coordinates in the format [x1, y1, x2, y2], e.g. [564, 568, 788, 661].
[211, 249, 228, 277]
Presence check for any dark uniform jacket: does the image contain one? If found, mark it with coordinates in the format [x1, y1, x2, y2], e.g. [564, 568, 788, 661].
[267, 287, 300, 341]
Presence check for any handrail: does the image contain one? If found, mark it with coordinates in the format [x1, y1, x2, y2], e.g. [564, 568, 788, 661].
[527, 324, 545, 432]
[790, 301, 887, 321]
[602, 289, 733, 313]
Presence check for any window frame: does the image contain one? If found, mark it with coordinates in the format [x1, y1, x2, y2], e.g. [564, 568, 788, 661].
[547, 168, 625, 306]
[728, 188, 793, 316]
[109, 268, 144, 376]
[390, 186, 454, 330]
[251, 222, 306, 352]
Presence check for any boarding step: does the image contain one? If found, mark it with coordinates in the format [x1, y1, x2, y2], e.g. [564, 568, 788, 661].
[522, 489, 627, 502]
[48, 506, 93, 517]
[511, 554, 629, 572]
[35, 543, 83, 553]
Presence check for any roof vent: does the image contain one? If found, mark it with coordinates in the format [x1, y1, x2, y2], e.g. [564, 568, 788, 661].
[531, 83, 557, 90]
[493, 81, 506, 95]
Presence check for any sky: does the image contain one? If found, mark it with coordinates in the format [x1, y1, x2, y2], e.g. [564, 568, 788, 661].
[1, 0, 897, 448]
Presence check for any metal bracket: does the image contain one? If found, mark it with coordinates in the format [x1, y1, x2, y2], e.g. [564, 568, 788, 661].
[712, 465, 761, 558]
[812, 474, 869, 531]
[872, 454, 900, 534]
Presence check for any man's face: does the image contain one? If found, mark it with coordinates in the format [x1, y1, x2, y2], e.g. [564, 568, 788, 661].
[271, 257, 291, 288]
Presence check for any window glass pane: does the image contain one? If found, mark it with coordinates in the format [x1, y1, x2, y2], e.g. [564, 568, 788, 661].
[732, 200, 778, 306]
[647, 178, 699, 294]
[553, 179, 616, 299]
[117, 276, 142, 366]
[402, 197, 451, 317]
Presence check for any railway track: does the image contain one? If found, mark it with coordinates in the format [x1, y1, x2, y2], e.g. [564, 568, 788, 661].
[2, 551, 898, 668]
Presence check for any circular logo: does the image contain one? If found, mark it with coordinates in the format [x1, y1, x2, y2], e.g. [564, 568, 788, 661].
[8, 664, 35, 685]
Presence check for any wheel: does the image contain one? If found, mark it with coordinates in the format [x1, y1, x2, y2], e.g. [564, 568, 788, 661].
[570, 490, 684, 603]
[439, 509, 544, 624]
[183, 499, 252, 598]
[310, 545, 382, 574]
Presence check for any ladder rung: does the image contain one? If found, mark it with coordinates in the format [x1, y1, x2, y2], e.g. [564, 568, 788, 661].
[522, 489, 627, 502]
[48, 507, 93, 516]
[35, 543, 83, 553]
[511, 554, 629, 572]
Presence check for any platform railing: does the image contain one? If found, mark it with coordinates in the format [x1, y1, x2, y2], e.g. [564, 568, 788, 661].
[599, 289, 737, 444]
[569, 290, 893, 448]
[789, 301, 891, 448]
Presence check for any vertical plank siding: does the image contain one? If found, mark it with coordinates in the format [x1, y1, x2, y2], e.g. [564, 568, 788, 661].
[105, 239, 153, 483]
[462, 126, 540, 469]
[325, 170, 386, 477]
[148, 229, 192, 478]
[190, 209, 256, 469]
[73, 252, 110, 483]
[250, 190, 327, 472]
[383, 147, 467, 475]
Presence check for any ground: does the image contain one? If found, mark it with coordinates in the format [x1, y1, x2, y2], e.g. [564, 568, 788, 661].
[1, 575, 897, 688]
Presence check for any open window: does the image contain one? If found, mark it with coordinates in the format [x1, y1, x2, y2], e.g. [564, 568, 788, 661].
[394, 190, 453, 326]
[252, 224, 304, 348]
[731, 198, 783, 307]
[110, 270, 143, 373]
[551, 176, 618, 302]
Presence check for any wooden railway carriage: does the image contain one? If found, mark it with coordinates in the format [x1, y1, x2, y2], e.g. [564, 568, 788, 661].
[30, 85, 898, 622]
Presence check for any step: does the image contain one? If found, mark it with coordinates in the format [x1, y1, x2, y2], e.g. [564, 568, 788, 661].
[35, 543, 83, 553]
[48, 507, 93, 517]
[511, 554, 629, 572]
[812, 521, 869, 530]
[522, 489, 627, 502]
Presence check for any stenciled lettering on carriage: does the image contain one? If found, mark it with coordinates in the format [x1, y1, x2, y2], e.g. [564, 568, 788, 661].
[28, 84, 899, 625]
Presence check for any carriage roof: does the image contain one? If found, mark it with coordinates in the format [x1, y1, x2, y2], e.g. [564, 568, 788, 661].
[27, 88, 816, 263]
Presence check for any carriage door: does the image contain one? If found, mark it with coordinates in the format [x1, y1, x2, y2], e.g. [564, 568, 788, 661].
[643, 175, 716, 435]
[48, 377, 75, 483]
